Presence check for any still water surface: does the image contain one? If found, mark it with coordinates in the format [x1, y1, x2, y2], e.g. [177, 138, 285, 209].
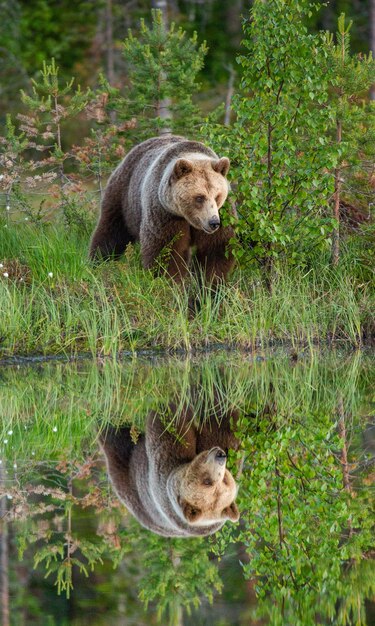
[1, 350, 374, 626]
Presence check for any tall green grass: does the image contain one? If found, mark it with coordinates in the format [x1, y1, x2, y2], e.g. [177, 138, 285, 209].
[0, 222, 374, 357]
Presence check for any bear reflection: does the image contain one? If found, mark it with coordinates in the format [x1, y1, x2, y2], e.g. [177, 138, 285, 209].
[100, 406, 240, 537]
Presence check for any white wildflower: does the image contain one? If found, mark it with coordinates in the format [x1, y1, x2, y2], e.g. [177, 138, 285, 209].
[48, 272, 53, 278]
[3, 272, 9, 278]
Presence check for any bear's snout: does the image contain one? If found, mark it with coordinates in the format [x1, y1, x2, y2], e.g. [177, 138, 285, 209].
[214, 449, 226, 465]
[207, 446, 227, 466]
[208, 216, 220, 232]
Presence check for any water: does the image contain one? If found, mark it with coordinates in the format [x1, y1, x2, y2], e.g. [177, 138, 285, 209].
[1, 350, 374, 626]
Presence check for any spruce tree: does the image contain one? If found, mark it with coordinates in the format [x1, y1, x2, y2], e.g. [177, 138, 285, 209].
[0, 60, 93, 229]
[103, 9, 208, 142]
[20, 59, 89, 184]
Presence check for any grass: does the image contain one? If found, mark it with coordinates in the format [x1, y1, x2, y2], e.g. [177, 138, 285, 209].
[0, 221, 374, 357]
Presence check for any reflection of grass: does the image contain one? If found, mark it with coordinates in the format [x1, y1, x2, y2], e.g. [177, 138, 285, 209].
[0, 223, 374, 357]
[1, 349, 373, 464]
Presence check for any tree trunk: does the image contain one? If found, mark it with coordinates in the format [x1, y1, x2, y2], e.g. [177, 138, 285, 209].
[152, 0, 172, 132]
[224, 65, 235, 126]
[331, 119, 342, 267]
[337, 397, 352, 495]
[226, 0, 243, 47]
[337, 396, 354, 539]
[106, 0, 115, 85]
[105, 0, 116, 123]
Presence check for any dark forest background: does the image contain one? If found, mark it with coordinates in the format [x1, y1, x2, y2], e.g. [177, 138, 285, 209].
[1, 0, 374, 134]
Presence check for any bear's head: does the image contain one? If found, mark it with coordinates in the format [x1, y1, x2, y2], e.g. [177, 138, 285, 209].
[167, 157, 230, 233]
[173, 446, 240, 526]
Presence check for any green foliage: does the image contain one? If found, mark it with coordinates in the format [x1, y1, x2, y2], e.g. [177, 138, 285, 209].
[22, 58, 89, 111]
[0, 0, 99, 123]
[18, 0, 98, 79]
[309, 0, 373, 54]
[19, 0, 98, 72]
[206, 0, 339, 269]
[104, 9, 208, 141]
[14, 463, 131, 600]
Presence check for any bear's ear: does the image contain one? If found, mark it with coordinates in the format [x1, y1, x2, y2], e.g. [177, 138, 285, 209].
[173, 159, 193, 180]
[221, 501, 240, 522]
[212, 157, 230, 177]
[181, 500, 203, 523]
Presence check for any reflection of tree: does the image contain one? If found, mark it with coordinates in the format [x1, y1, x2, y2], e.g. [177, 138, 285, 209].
[5, 457, 129, 598]
[211, 382, 375, 626]
[124, 521, 222, 624]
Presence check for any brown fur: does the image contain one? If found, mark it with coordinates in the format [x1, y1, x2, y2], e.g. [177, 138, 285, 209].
[100, 406, 240, 537]
[89, 135, 235, 284]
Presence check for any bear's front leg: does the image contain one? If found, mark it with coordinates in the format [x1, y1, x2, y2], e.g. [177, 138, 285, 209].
[140, 220, 191, 283]
[194, 227, 235, 286]
[146, 405, 197, 462]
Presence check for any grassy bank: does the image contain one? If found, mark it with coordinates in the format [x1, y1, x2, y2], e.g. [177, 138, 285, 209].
[0, 223, 374, 357]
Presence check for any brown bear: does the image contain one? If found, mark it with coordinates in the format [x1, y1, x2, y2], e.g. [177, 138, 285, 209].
[89, 135, 235, 283]
[100, 405, 240, 537]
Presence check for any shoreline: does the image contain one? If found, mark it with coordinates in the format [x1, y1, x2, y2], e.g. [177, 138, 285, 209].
[1, 340, 374, 368]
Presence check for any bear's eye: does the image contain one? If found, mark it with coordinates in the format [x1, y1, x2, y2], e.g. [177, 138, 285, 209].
[215, 195, 222, 205]
[195, 195, 206, 204]
[202, 478, 213, 486]
[223, 475, 229, 485]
